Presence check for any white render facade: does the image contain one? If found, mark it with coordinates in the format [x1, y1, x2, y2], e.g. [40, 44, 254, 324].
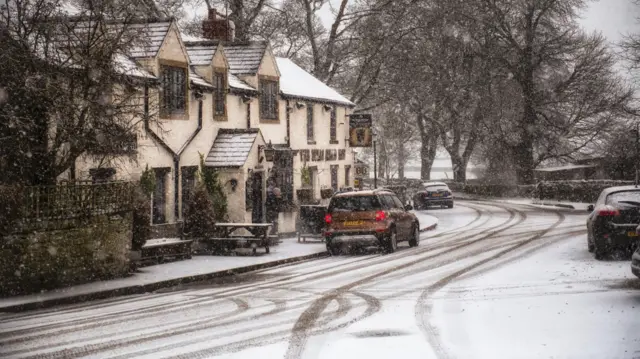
[70, 15, 355, 234]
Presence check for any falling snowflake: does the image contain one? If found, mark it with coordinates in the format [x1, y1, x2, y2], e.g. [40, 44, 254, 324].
[47, 246, 58, 256]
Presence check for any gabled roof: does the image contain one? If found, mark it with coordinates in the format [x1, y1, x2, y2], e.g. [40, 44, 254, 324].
[185, 43, 217, 66]
[275, 57, 355, 107]
[129, 20, 172, 58]
[205, 129, 261, 167]
[223, 41, 268, 75]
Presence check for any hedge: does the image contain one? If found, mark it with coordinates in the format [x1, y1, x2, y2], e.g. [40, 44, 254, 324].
[536, 180, 634, 203]
[452, 180, 635, 203]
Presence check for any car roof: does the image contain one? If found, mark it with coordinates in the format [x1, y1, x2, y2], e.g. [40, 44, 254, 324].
[601, 185, 640, 195]
[423, 182, 448, 187]
[332, 189, 394, 198]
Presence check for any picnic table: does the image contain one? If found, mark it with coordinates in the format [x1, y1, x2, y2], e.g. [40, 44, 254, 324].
[202, 223, 277, 254]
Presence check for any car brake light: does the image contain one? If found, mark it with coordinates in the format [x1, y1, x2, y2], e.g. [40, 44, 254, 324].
[375, 210, 386, 221]
[597, 206, 620, 217]
[324, 214, 332, 224]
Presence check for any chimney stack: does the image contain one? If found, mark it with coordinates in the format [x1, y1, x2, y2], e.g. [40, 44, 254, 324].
[202, 8, 235, 42]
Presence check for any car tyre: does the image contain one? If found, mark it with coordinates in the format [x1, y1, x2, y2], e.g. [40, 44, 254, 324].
[587, 231, 594, 253]
[385, 228, 398, 253]
[447, 202, 454, 209]
[327, 242, 341, 256]
[594, 239, 607, 260]
[408, 223, 420, 247]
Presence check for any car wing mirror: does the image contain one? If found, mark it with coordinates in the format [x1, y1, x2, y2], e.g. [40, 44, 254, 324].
[587, 204, 594, 213]
[405, 204, 413, 211]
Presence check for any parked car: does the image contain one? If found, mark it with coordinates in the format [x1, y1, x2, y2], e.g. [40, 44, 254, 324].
[324, 189, 420, 255]
[586, 186, 640, 260]
[413, 182, 454, 209]
[631, 241, 640, 278]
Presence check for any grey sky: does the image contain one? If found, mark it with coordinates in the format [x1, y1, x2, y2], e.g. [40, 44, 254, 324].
[579, 0, 640, 42]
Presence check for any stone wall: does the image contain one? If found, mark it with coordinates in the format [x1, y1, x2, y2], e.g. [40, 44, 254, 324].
[0, 212, 132, 296]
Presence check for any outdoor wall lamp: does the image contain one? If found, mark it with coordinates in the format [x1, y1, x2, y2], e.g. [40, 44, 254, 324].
[228, 178, 238, 191]
[323, 104, 332, 112]
[258, 140, 275, 162]
[295, 102, 305, 109]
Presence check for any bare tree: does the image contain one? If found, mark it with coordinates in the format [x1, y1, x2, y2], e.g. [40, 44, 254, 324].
[458, 0, 633, 184]
[0, 0, 156, 185]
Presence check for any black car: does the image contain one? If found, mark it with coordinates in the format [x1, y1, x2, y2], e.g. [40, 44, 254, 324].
[586, 186, 640, 260]
[413, 182, 454, 209]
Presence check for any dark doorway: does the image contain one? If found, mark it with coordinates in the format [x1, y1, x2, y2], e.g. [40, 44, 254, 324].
[153, 168, 169, 224]
[251, 172, 264, 223]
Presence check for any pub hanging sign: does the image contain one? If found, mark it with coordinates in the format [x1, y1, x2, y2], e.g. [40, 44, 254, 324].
[348, 113, 373, 147]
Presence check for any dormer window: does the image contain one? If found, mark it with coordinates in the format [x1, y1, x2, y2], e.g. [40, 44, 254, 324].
[160, 65, 187, 116]
[260, 78, 278, 120]
[214, 71, 226, 118]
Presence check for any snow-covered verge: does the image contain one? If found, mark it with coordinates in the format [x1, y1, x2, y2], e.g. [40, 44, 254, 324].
[411, 211, 439, 232]
[0, 237, 327, 312]
[430, 235, 640, 359]
[454, 192, 592, 211]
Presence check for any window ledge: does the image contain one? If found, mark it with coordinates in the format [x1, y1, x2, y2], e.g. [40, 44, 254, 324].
[260, 118, 280, 123]
[307, 140, 316, 145]
[214, 115, 228, 122]
[329, 140, 339, 144]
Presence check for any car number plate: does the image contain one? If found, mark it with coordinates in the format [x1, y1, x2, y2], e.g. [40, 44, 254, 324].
[628, 231, 639, 237]
[431, 193, 441, 197]
[344, 221, 363, 226]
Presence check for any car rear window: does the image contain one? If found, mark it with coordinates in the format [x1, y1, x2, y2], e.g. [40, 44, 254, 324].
[425, 185, 449, 191]
[329, 196, 382, 212]
[606, 191, 640, 205]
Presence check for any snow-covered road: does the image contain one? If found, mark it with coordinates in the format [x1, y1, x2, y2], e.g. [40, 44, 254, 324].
[1, 201, 639, 359]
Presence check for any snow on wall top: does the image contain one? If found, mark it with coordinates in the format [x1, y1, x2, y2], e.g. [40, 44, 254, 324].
[228, 73, 256, 92]
[185, 43, 217, 66]
[114, 54, 156, 79]
[190, 68, 214, 89]
[205, 129, 260, 167]
[275, 58, 354, 107]
[223, 42, 268, 75]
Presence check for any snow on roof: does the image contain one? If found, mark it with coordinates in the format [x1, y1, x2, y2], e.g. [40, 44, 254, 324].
[113, 54, 155, 79]
[224, 42, 267, 75]
[228, 73, 256, 92]
[189, 69, 214, 89]
[534, 164, 596, 172]
[185, 43, 217, 66]
[275, 57, 354, 107]
[205, 129, 260, 167]
[129, 20, 172, 58]
[181, 32, 208, 43]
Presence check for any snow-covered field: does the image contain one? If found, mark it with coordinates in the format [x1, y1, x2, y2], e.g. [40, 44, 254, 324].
[1, 201, 638, 359]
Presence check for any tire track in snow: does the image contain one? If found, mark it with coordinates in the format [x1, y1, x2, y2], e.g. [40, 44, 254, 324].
[414, 208, 567, 359]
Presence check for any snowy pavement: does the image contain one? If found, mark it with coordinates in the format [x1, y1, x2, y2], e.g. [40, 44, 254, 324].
[0, 237, 327, 312]
[1, 200, 638, 359]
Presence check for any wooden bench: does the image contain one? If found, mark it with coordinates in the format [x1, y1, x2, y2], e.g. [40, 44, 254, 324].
[199, 223, 275, 255]
[140, 237, 193, 262]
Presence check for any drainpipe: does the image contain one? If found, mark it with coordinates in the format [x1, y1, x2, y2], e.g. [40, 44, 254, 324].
[143, 84, 204, 221]
[286, 99, 291, 147]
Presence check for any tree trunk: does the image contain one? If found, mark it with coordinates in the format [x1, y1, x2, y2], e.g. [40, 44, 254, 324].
[397, 139, 405, 179]
[451, 155, 467, 183]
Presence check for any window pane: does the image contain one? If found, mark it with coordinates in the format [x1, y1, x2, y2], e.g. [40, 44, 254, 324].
[329, 196, 382, 212]
[307, 104, 313, 140]
[330, 106, 337, 140]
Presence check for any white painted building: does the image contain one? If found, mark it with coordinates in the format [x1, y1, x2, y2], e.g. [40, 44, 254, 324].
[71, 10, 355, 235]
